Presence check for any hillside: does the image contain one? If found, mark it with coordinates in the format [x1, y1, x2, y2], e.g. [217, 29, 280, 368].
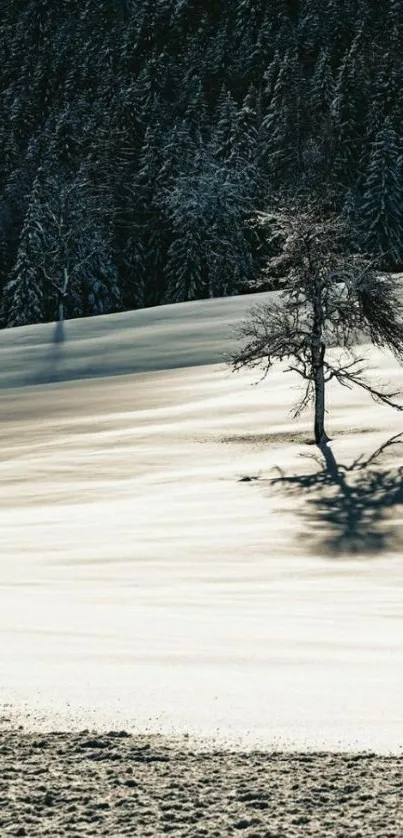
[0, 0, 402, 326]
[1, 294, 403, 752]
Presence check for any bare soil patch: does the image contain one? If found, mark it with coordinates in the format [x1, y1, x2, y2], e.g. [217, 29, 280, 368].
[221, 428, 376, 447]
[1, 728, 402, 837]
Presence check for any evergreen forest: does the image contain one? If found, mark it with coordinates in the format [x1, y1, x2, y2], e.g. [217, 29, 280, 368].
[0, 0, 402, 327]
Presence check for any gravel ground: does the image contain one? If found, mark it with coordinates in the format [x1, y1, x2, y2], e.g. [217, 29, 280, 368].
[1, 728, 402, 837]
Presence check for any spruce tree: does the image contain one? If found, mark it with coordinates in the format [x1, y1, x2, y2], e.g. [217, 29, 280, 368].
[311, 48, 334, 117]
[3, 180, 46, 326]
[331, 32, 369, 186]
[211, 88, 239, 162]
[263, 47, 304, 186]
[358, 119, 403, 268]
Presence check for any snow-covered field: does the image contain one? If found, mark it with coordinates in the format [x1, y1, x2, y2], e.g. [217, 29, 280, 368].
[1, 294, 403, 752]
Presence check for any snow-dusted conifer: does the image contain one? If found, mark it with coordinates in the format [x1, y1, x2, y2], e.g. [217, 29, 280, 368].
[162, 152, 253, 302]
[263, 48, 304, 184]
[211, 88, 239, 162]
[3, 175, 46, 326]
[331, 33, 369, 184]
[358, 120, 403, 267]
[311, 48, 334, 117]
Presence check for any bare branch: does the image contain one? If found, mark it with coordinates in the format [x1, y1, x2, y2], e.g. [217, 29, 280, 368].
[331, 366, 403, 411]
[291, 379, 314, 417]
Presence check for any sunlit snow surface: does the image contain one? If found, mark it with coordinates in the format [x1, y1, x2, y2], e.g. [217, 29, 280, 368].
[1, 294, 403, 752]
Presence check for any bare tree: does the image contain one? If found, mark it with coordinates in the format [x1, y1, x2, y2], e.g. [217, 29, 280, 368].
[4, 169, 120, 326]
[231, 208, 403, 445]
[37, 173, 120, 323]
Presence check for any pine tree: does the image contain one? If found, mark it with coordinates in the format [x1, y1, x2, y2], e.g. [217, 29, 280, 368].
[300, 47, 335, 184]
[229, 87, 259, 178]
[331, 31, 370, 186]
[79, 232, 120, 317]
[263, 47, 304, 185]
[297, 1, 323, 65]
[162, 151, 254, 302]
[164, 226, 204, 303]
[120, 232, 147, 309]
[366, 51, 403, 141]
[133, 124, 169, 305]
[342, 188, 358, 229]
[211, 87, 239, 162]
[387, 0, 403, 48]
[311, 48, 334, 117]
[262, 50, 282, 102]
[3, 174, 47, 326]
[358, 119, 403, 268]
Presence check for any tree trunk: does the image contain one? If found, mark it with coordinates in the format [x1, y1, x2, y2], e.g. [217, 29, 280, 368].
[310, 268, 328, 446]
[313, 341, 329, 445]
[57, 268, 69, 322]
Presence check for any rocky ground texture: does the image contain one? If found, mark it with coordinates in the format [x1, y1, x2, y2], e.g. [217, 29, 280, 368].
[0, 728, 402, 837]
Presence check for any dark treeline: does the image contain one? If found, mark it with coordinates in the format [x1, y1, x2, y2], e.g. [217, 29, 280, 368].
[0, 0, 402, 326]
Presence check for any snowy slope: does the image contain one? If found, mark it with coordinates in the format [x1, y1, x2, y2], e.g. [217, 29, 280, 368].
[1, 294, 403, 752]
[0, 294, 270, 389]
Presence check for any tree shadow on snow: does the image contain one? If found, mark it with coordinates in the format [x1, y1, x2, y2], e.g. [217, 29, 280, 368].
[271, 434, 403, 557]
[53, 319, 65, 345]
[29, 320, 67, 386]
